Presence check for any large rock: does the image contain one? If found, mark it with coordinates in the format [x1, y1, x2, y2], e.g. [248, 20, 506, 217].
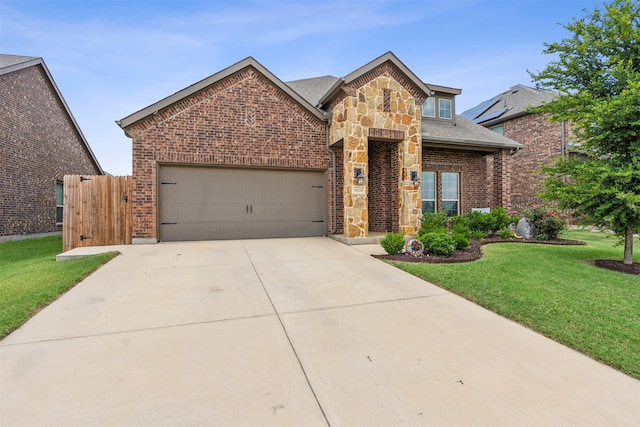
[516, 218, 535, 239]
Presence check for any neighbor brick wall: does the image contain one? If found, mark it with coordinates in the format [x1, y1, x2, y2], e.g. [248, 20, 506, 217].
[501, 113, 565, 216]
[124, 66, 332, 240]
[0, 64, 101, 237]
[422, 147, 493, 214]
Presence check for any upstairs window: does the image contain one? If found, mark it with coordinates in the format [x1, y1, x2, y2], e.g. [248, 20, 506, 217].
[439, 99, 452, 119]
[422, 97, 436, 118]
[490, 124, 504, 135]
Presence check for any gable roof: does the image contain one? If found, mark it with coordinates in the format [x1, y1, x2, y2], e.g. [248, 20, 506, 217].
[461, 84, 557, 126]
[423, 115, 523, 150]
[118, 57, 328, 130]
[316, 51, 433, 107]
[0, 54, 104, 174]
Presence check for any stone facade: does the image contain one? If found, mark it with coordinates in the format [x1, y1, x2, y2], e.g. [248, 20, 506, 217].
[123, 66, 332, 241]
[328, 64, 425, 238]
[0, 64, 102, 238]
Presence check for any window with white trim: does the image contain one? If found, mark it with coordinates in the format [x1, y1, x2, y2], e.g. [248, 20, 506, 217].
[439, 99, 452, 119]
[56, 182, 64, 223]
[441, 172, 459, 216]
[422, 97, 436, 117]
[421, 171, 436, 214]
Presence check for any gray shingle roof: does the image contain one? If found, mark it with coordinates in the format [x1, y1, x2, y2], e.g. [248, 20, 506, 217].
[461, 84, 557, 125]
[0, 54, 39, 74]
[286, 75, 340, 106]
[423, 115, 523, 150]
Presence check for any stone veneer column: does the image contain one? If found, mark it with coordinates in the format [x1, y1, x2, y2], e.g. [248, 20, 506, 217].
[330, 74, 422, 238]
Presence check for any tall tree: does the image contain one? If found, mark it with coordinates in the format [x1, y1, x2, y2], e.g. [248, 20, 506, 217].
[529, 0, 640, 265]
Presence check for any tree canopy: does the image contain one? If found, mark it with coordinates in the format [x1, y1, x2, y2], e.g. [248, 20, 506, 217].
[529, 0, 640, 265]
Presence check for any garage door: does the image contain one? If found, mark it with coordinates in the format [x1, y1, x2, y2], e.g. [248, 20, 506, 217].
[158, 166, 326, 241]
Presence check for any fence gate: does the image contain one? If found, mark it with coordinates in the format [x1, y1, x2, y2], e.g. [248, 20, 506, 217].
[63, 175, 132, 252]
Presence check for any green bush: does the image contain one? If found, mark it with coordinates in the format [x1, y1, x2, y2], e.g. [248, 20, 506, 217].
[380, 232, 406, 255]
[499, 227, 515, 239]
[420, 211, 448, 234]
[490, 207, 512, 231]
[451, 222, 471, 249]
[465, 210, 497, 235]
[470, 230, 486, 240]
[524, 207, 567, 240]
[451, 232, 470, 250]
[420, 232, 457, 256]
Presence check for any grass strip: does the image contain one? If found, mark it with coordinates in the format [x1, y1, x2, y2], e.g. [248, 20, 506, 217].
[392, 229, 640, 379]
[0, 236, 118, 338]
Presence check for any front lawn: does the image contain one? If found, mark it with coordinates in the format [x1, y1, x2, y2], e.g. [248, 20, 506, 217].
[391, 229, 640, 379]
[0, 236, 118, 338]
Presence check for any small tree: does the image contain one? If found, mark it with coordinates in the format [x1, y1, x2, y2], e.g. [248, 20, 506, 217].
[529, 0, 640, 265]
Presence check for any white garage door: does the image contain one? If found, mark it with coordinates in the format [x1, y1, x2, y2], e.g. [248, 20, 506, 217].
[158, 166, 326, 241]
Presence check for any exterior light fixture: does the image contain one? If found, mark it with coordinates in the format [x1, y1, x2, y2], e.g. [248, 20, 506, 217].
[354, 168, 365, 186]
[410, 171, 420, 188]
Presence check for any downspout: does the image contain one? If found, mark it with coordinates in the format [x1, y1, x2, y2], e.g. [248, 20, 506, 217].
[561, 121, 567, 183]
[325, 114, 337, 234]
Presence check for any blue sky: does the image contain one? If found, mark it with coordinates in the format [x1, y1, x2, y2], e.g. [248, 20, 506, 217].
[2, 0, 603, 175]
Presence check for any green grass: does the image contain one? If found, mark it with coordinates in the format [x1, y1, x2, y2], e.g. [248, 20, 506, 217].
[392, 229, 640, 379]
[0, 235, 118, 338]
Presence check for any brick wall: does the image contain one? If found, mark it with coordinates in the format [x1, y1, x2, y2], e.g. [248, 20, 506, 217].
[124, 66, 332, 240]
[0, 65, 101, 237]
[368, 140, 399, 232]
[502, 113, 564, 216]
[422, 148, 493, 214]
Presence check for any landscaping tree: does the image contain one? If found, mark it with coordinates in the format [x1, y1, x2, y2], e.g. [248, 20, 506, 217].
[529, 0, 640, 265]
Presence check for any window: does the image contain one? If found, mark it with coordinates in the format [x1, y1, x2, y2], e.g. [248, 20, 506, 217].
[439, 99, 452, 119]
[441, 172, 459, 216]
[421, 171, 436, 214]
[422, 97, 435, 117]
[56, 182, 63, 223]
[490, 124, 504, 135]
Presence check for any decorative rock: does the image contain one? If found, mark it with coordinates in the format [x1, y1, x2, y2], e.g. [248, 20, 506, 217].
[516, 218, 535, 239]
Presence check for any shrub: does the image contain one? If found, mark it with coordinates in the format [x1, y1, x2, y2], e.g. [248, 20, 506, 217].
[421, 232, 457, 256]
[380, 232, 406, 255]
[524, 207, 567, 240]
[490, 207, 512, 231]
[465, 210, 497, 235]
[499, 227, 515, 239]
[420, 211, 448, 235]
[451, 232, 470, 250]
[451, 222, 471, 249]
[471, 230, 486, 240]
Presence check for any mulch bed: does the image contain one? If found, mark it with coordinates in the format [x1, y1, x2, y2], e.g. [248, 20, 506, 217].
[373, 237, 639, 276]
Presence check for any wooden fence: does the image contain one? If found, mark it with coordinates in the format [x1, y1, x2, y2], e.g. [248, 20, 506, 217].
[62, 175, 132, 252]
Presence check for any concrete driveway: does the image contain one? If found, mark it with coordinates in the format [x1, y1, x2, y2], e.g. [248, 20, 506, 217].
[1, 237, 639, 426]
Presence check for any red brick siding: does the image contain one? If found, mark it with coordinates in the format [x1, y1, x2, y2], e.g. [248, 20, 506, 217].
[422, 148, 494, 214]
[0, 65, 101, 237]
[334, 148, 344, 234]
[124, 66, 332, 240]
[502, 113, 564, 216]
[368, 140, 399, 232]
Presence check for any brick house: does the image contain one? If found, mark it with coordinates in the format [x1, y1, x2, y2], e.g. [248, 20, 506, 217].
[461, 84, 571, 217]
[0, 54, 103, 241]
[118, 52, 522, 243]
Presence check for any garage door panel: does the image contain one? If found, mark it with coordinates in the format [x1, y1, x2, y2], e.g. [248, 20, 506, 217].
[158, 166, 326, 241]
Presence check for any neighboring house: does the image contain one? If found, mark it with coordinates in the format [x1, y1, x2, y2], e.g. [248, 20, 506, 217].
[117, 52, 522, 243]
[0, 54, 104, 241]
[461, 84, 571, 217]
